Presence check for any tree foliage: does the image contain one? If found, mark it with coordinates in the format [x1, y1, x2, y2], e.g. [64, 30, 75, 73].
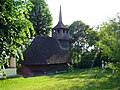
[69, 21, 98, 65]
[97, 14, 120, 71]
[0, 0, 34, 67]
[29, 0, 52, 36]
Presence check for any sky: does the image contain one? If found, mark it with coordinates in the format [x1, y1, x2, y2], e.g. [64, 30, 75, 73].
[45, 0, 120, 27]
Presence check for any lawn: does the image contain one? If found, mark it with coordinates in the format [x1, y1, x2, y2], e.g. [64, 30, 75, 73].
[0, 68, 120, 90]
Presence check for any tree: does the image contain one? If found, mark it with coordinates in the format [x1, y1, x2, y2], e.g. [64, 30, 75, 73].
[0, 0, 34, 68]
[69, 21, 88, 64]
[29, 0, 52, 36]
[69, 20, 98, 66]
[97, 14, 120, 72]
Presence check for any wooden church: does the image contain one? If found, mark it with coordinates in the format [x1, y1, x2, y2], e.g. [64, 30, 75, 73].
[22, 5, 70, 76]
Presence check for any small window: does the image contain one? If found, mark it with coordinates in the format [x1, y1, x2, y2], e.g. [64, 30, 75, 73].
[58, 30, 60, 33]
[66, 30, 69, 34]
[53, 30, 56, 33]
[63, 30, 65, 33]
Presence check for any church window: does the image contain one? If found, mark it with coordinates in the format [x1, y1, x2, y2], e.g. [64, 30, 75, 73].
[53, 30, 56, 33]
[58, 30, 60, 33]
[66, 30, 69, 34]
[63, 30, 65, 33]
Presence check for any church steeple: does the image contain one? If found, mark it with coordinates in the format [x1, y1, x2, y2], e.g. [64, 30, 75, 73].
[52, 5, 70, 48]
[53, 5, 66, 29]
[59, 5, 62, 23]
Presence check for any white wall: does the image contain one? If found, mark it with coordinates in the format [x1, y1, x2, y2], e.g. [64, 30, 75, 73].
[0, 68, 17, 79]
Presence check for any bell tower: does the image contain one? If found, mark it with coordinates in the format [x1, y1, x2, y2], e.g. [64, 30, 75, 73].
[52, 5, 70, 48]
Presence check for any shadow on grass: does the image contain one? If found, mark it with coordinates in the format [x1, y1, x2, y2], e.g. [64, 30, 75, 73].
[69, 75, 120, 90]
[49, 68, 106, 80]
[50, 68, 120, 90]
[97, 75, 120, 89]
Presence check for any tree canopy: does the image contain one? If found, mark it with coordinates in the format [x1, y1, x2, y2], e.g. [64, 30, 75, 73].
[69, 21, 98, 65]
[0, 0, 34, 67]
[29, 0, 52, 36]
[97, 14, 120, 71]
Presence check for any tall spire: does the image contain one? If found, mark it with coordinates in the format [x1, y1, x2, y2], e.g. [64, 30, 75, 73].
[59, 5, 62, 23]
[52, 4, 68, 29]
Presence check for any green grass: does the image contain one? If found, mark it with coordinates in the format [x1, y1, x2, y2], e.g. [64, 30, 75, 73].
[0, 67, 120, 90]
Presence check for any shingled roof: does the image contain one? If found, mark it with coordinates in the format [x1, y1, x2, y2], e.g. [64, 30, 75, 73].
[23, 35, 70, 65]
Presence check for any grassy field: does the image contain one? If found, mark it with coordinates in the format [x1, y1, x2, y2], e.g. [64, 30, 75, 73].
[0, 68, 120, 90]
